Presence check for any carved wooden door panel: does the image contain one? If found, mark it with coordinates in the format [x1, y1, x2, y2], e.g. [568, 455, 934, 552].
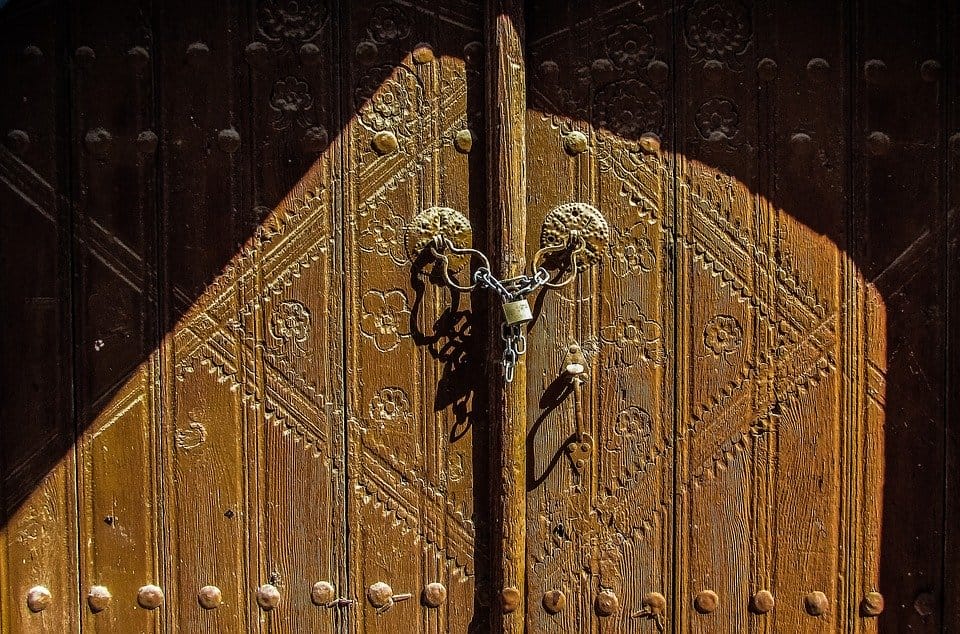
[1, 1, 958, 633]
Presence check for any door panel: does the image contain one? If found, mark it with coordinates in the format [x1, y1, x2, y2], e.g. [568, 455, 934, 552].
[0, 1, 957, 632]
[341, 3, 485, 632]
[524, 1, 884, 632]
[525, 1, 677, 631]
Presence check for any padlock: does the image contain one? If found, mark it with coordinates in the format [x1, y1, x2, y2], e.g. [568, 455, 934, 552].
[502, 298, 533, 326]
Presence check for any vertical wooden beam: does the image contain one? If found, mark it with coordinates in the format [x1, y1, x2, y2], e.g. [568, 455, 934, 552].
[485, 2, 527, 631]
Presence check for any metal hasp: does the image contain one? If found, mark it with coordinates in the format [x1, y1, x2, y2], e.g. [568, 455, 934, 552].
[405, 203, 609, 383]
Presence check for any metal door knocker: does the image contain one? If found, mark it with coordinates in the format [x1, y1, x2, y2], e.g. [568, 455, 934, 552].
[405, 203, 609, 382]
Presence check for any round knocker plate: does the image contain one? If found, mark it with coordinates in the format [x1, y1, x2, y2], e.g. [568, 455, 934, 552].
[405, 206, 473, 261]
[539, 202, 609, 271]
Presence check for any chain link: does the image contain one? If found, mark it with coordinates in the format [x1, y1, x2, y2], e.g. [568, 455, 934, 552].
[476, 266, 548, 382]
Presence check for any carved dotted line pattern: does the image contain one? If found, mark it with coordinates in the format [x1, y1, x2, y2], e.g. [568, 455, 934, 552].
[350, 430, 475, 576]
[683, 185, 829, 328]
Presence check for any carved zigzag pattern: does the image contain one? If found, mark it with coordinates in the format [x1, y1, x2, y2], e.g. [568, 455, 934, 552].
[352, 429, 475, 576]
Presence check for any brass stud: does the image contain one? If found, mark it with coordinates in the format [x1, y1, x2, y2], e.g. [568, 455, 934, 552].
[256, 584, 280, 610]
[84, 127, 113, 157]
[563, 131, 588, 156]
[806, 57, 830, 75]
[300, 43, 322, 65]
[804, 591, 829, 616]
[367, 582, 394, 609]
[137, 584, 164, 610]
[750, 589, 775, 614]
[789, 132, 814, 158]
[136, 130, 158, 155]
[949, 132, 960, 157]
[704, 58, 723, 78]
[542, 589, 566, 614]
[642, 591, 667, 615]
[866, 131, 891, 157]
[244, 42, 269, 68]
[757, 57, 778, 81]
[311, 581, 336, 606]
[23, 45, 43, 61]
[595, 589, 619, 616]
[372, 131, 399, 155]
[422, 582, 447, 608]
[198, 585, 222, 610]
[74, 46, 96, 65]
[186, 42, 210, 65]
[463, 41, 484, 67]
[454, 129, 475, 154]
[864, 58, 886, 84]
[501, 587, 521, 613]
[694, 589, 719, 614]
[127, 46, 150, 71]
[217, 128, 241, 153]
[647, 60, 669, 84]
[302, 126, 328, 153]
[861, 591, 884, 617]
[591, 58, 616, 83]
[26, 586, 52, 613]
[6, 129, 30, 154]
[356, 41, 379, 65]
[412, 44, 435, 64]
[639, 132, 661, 154]
[87, 585, 112, 613]
[920, 59, 942, 82]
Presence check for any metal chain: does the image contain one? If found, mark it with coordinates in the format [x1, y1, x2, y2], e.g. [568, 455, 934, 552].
[429, 235, 580, 383]
[475, 266, 547, 382]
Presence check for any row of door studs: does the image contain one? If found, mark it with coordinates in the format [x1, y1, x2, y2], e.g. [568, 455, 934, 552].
[24, 582, 884, 619]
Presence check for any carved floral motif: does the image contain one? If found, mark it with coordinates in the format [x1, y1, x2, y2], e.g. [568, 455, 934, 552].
[606, 405, 652, 455]
[595, 79, 664, 139]
[360, 289, 410, 352]
[257, 0, 326, 49]
[270, 76, 314, 130]
[600, 301, 664, 366]
[368, 387, 414, 430]
[366, 4, 412, 43]
[703, 314, 742, 357]
[685, 0, 752, 63]
[604, 22, 655, 71]
[355, 66, 423, 137]
[610, 222, 656, 277]
[270, 299, 311, 355]
[358, 208, 407, 264]
[695, 97, 739, 141]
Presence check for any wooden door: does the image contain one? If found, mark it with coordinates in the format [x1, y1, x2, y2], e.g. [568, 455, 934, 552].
[0, 1, 957, 633]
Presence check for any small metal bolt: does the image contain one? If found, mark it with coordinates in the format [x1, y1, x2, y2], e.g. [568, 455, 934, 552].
[371, 131, 399, 155]
[750, 589, 775, 614]
[198, 585, 222, 610]
[137, 584, 164, 610]
[861, 591, 884, 617]
[256, 584, 281, 610]
[454, 129, 475, 154]
[563, 131, 588, 156]
[694, 589, 719, 614]
[542, 589, 566, 614]
[26, 586, 52, 613]
[412, 44, 435, 64]
[311, 581, 336, 606]
[596, 589, 619, 616]
[804, 591, 829, 616]
[422, 582, 447, 608]
[87, 585, 112, 613]
[501, 587, 521, 613]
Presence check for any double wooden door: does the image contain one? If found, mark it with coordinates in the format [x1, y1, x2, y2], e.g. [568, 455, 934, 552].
[1, 0, 957, 633]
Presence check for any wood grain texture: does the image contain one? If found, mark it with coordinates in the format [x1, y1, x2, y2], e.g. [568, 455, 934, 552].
[525, 2, 676, 632]
[486, 3, 529, 632]
[342, 3, 484, 633]
[0, 2, 79, 631]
